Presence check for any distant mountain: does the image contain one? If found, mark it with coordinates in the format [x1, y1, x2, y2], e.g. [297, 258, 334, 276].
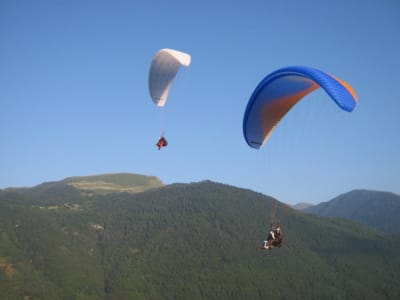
[3, 173, 163, 198]
[291, 202, 314, 210]
[61, 173, 164, 195]
[1, 178, 400, 299]
[305, 189, 400, 233]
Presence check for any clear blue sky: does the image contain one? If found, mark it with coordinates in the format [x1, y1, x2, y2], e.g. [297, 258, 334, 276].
[1, 0, 399, 205]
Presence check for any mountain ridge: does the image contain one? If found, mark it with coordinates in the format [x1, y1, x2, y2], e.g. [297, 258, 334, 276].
[305, 189, 400, 233]
[2, 173, 164, 196]
[1, 177, 400, 299]
[62, 172, 163, 194]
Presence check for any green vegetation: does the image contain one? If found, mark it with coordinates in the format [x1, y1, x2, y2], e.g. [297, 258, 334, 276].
[63, 173, 163, 195]
[1, 175, 399, 299]
[305, 189, 400, 233]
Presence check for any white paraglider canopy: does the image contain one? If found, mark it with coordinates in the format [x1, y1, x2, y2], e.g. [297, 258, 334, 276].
[148, 48, 191, 107]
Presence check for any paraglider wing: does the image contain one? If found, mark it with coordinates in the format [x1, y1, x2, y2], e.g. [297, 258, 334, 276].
[243, 66, 358, 149]
[148, 48, 191, 107]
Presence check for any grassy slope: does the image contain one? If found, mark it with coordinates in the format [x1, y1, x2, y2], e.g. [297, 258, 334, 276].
[63, 173, 163, 194]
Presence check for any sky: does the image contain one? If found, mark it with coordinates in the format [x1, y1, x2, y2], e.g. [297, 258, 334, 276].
[1, 0, 399, 205]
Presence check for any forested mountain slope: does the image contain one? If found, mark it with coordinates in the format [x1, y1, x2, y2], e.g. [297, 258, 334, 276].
[1, 176, 399, 299]
[305, 189, 400, 233]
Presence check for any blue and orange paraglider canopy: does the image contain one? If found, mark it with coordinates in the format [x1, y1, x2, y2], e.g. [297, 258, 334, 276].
[243, 66, 358, 149]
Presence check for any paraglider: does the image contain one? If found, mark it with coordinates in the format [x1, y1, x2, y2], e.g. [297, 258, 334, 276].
[243, 65, 358, 149]
[148, 48, 191, 149]
[156, 136, 168, 150]
[262, 223, 283, 250]
[242, 66, 358, 251]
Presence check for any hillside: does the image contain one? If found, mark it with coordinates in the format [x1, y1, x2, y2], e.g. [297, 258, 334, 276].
[1, 177, 400, 299]
[305, 189, 400, 233]
[291, 202, 314, 210]
[2, 173, 163, 201]
[62, 173, 163, 194]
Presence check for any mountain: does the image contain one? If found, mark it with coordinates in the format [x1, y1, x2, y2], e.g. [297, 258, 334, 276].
[61, 173, 164, 194]
[305, 189, 400, 234]
[1, 176, 400, 299]
[291, 202, 314, 210]
[3, 173, 163, 199]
